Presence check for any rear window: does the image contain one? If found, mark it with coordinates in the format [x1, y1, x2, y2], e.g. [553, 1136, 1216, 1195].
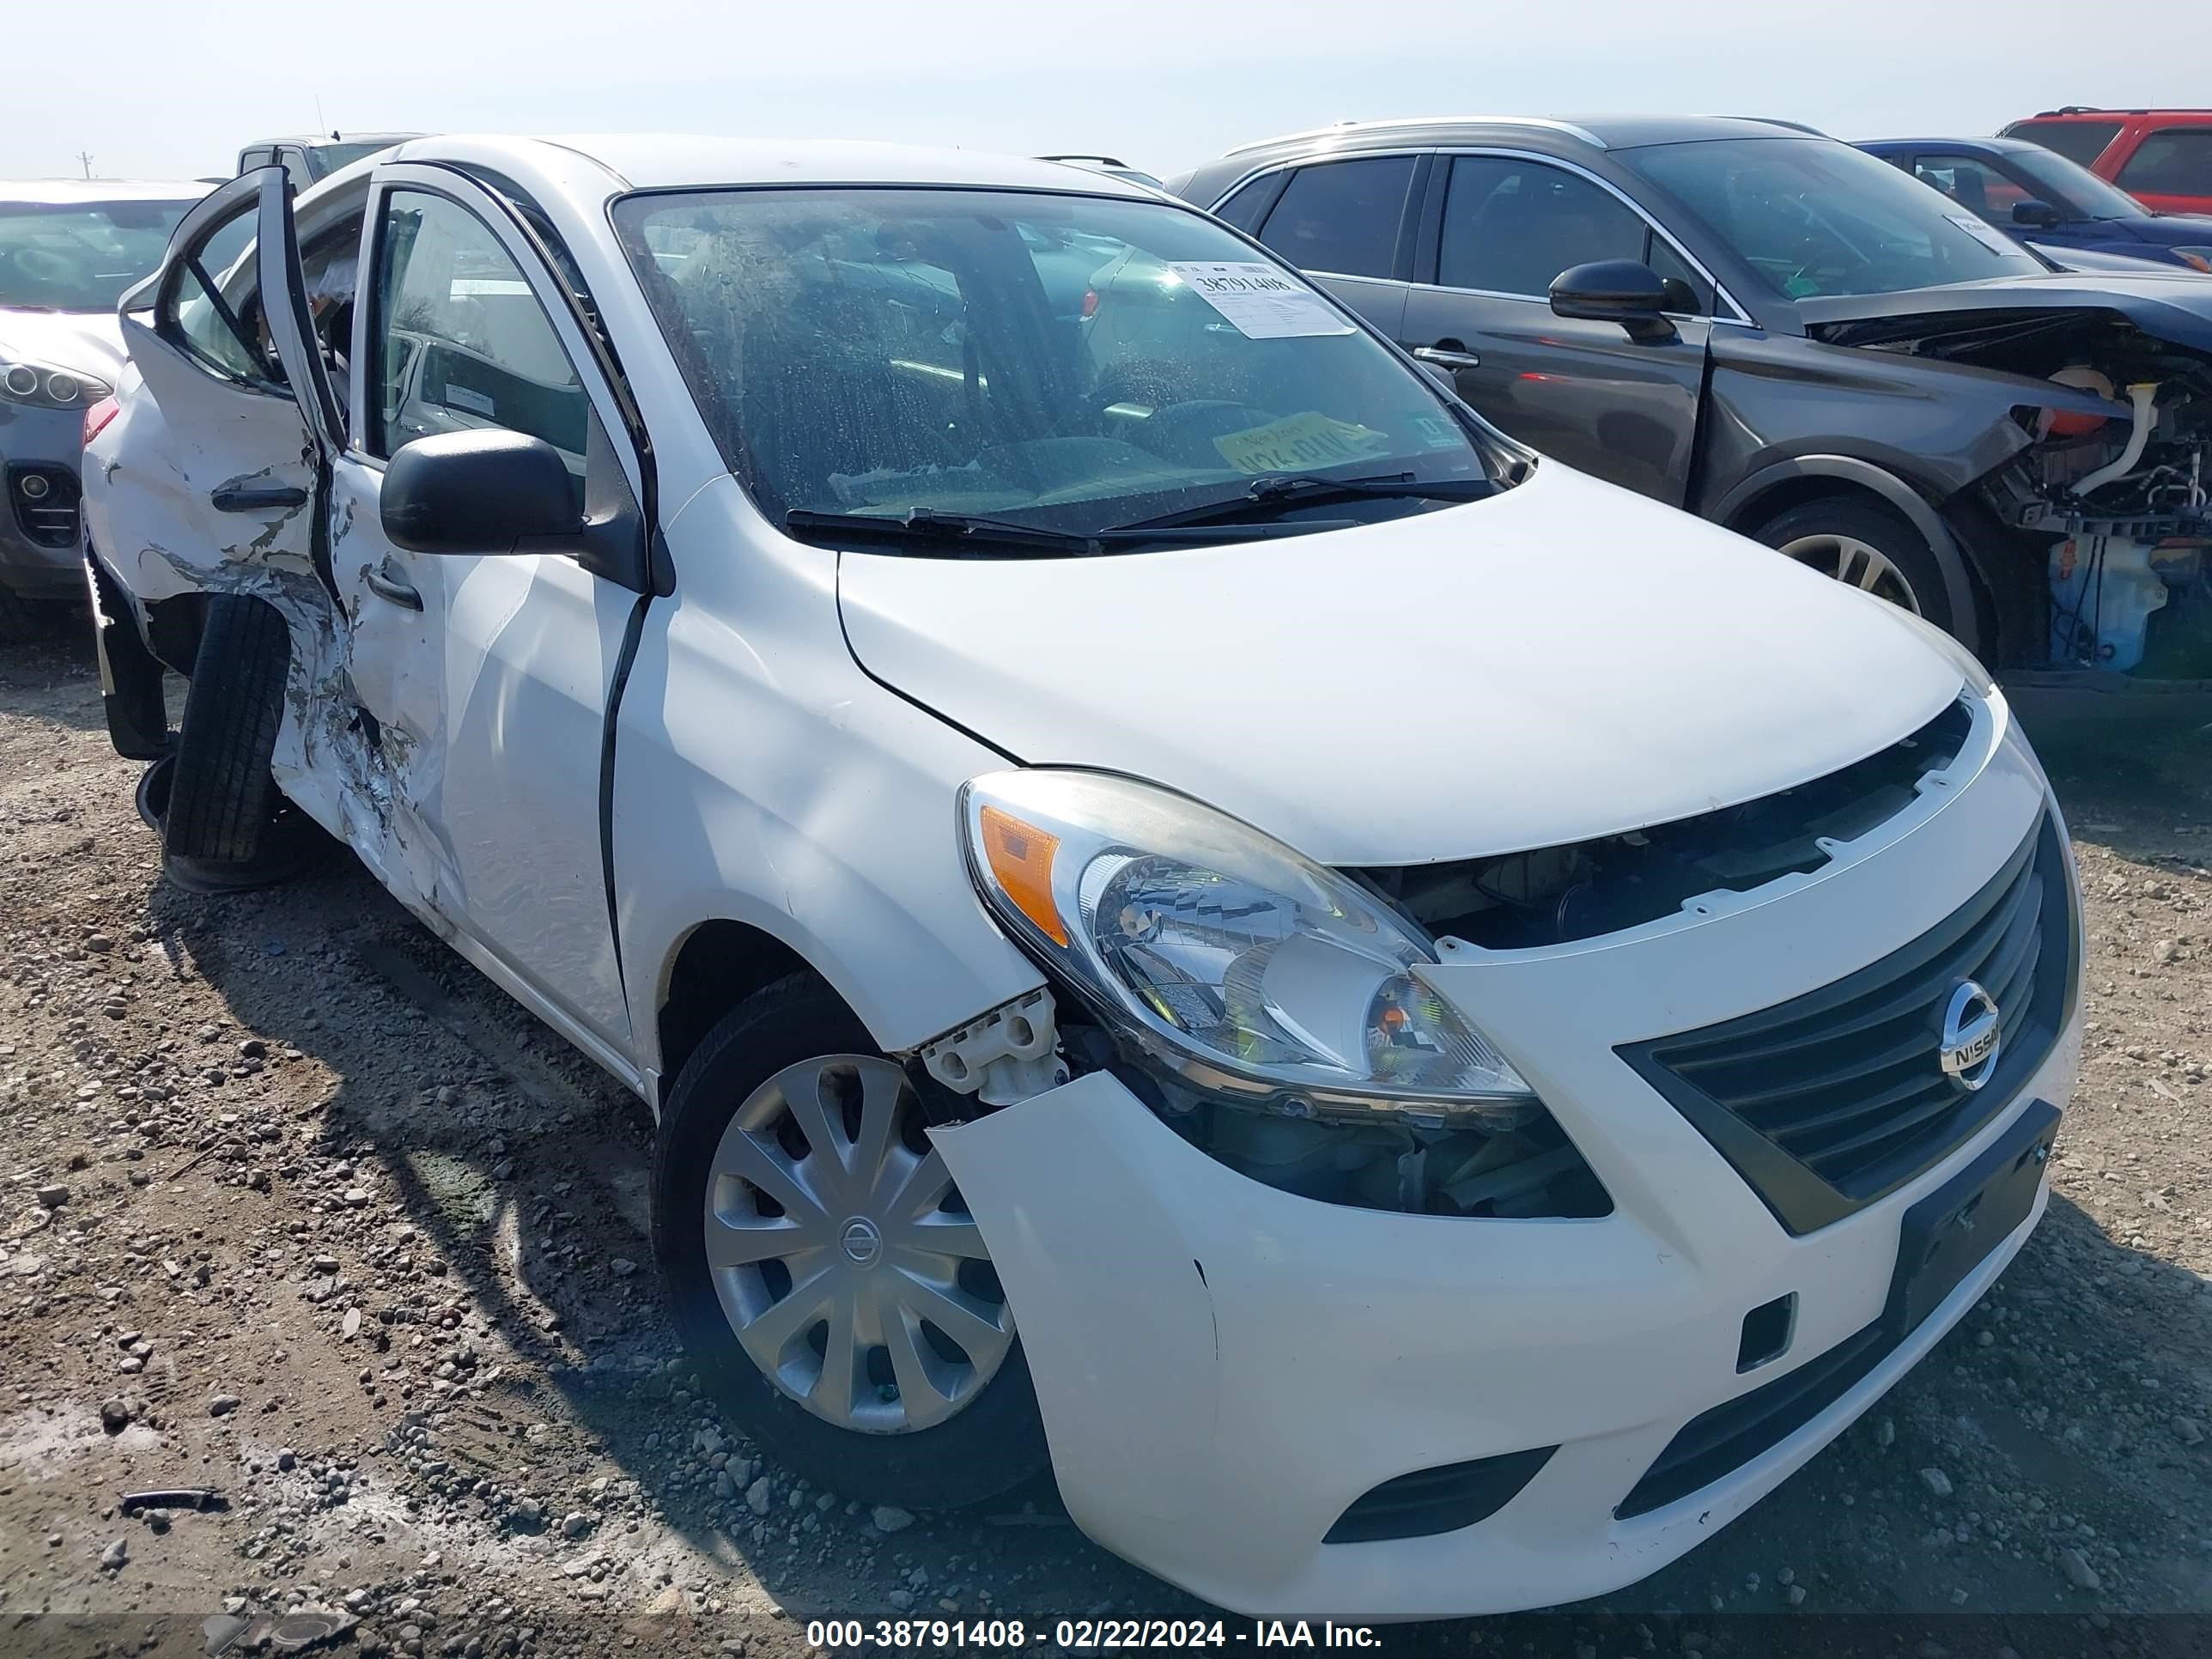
[2002, 119, 2124, 169]
[2117, 130, 2212, 197]
[1255, 156, 1415, 280]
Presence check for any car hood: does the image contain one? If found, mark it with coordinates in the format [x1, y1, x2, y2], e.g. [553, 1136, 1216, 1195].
[1796, 270, 2212, 353]
[0, 307, 127, 385]
[2113, 212, 2212, 246]
[836, 463, 1964, 866]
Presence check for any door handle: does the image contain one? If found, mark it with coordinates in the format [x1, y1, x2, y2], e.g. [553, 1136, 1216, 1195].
[210, 483, 309, 514]
[1413, 345, 1483, 370]
[364, 563, 422, 611]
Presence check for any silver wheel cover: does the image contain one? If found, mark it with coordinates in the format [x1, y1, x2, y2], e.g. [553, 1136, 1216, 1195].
[703, 1054, 1011, 1433]
[1778, 532, 1924, 615]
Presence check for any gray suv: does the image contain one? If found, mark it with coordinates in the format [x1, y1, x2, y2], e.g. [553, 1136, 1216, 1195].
[1171, 117, 2212, 699]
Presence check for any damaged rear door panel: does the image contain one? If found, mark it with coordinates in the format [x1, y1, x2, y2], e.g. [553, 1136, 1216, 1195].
[110, 167, 355, 830]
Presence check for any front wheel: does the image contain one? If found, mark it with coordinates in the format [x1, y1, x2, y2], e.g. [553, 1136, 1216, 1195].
[1753, 494, 1981, 657]
[652, 975, 1049, 1510]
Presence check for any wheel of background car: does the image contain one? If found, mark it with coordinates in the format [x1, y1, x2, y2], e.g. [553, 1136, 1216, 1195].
[1753, 495, 1980, 655]
[652, 973, 1050, 1510]
[161, 594, 292, 866]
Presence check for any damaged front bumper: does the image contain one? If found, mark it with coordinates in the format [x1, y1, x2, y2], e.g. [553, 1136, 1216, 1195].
[931, 714, 2080, 1620]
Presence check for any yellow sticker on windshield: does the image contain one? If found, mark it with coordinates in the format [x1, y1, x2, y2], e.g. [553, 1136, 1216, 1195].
[1214, 411, 1391, 475]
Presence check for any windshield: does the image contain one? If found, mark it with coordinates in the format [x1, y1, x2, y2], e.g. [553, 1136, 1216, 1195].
[2002, 147, 2145, 221]
[1621, 137, 2046, 300]
[311, 141, 398, 178]
[613, 187, 1494, 543]
[0, 198, 197, 312]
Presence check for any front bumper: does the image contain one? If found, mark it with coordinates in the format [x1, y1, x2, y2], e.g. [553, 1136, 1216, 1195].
[0, 401, 87, 598]
[933, 701, 2080, 1620]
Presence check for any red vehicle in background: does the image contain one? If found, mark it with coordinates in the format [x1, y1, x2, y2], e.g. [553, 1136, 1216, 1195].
[2002, 108, 2212, 216]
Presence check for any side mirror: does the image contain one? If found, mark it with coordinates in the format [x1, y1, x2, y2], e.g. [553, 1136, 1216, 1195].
[1549, 260, 1676, 343]
[2011, 199, 2063, 229]
[380, 429, 581, 556]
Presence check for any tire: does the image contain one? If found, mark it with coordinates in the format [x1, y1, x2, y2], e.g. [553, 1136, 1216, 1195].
[653, 974, 1050, 1510]
[162, 594, 290, 864]
[1752, 494, 1982, 657]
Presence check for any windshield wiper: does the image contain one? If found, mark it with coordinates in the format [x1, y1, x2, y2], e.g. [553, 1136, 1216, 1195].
[785, 507, 1358, 556]
[1110, 471, 1498, 533]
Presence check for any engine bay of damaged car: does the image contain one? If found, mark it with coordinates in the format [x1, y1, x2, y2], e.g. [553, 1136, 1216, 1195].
[1815, 304, 2212, 679]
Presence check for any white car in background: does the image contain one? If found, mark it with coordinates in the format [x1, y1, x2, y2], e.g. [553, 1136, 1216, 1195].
[80, 135, 2081, 1620]
[0, 178, 212, 635]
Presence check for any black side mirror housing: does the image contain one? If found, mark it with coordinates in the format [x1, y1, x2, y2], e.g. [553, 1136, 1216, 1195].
[1549, 260, 1677, 343]
[381, 429, 581, 556]
[2011, 199, 2063, 229]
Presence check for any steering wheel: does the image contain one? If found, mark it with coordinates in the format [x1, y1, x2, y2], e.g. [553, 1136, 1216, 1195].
[8, 243, 97, 296]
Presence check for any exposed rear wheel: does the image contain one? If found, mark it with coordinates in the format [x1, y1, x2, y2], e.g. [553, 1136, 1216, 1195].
[1753, 494, 1981, 657]
[653, 975, 1048, 1509]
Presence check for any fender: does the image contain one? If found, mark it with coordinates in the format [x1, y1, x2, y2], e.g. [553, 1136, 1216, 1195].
[1711, 454, 1978, 632]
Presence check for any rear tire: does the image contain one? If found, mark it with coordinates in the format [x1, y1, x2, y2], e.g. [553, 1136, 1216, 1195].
[653, 974, 1050, 1510]
[162, 595, 289, 864]
[1753, 494, 1981, 657]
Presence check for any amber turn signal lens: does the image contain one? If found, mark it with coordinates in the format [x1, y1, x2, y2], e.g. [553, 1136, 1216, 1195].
[978, 805, 1068, 947]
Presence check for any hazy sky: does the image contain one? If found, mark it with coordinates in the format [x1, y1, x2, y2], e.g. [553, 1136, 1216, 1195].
[10, 0, 2211, 184]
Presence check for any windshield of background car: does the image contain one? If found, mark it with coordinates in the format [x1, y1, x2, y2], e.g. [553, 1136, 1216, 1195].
[2004, 147, 2144, 220]
[1622, 137, 2046, 300]
[0, 198, 197, 311]
[612, 186, 1493, 538]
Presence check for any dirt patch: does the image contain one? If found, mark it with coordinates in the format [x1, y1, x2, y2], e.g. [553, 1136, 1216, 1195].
[2, 635, 2209, 1657]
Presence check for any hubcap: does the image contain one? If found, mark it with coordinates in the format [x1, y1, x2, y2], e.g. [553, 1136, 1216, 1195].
[702, 1054, 1011, 1434]
[1778, 532, 1923, 616]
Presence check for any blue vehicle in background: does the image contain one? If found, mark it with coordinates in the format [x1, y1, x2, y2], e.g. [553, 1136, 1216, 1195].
[1858, 137, 2212, 272]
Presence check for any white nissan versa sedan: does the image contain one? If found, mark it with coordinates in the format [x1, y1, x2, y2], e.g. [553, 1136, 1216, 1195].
[79, 137, 2081, 1620]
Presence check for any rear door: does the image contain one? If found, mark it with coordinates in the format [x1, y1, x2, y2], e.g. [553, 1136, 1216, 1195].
[118, 169, 325, 591]
[1399, 152, 1712, 505]
[2114, 127, 2212, 215]
[1245, 153, 1421, 337]
[113, 167, 351, 818]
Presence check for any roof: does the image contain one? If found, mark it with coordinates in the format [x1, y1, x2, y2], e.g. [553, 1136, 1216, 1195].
[1216, 113, 1823, 159]
[1857, 137, 2046, 154]
[245, 131, 422, 148]
[389, 135, 1160, 198]
[2019, 107, 2212, 118]
[0, 178, 212, 205]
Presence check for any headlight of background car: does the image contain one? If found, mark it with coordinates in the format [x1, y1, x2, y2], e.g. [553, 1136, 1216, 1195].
[960, 769, 1540, 1127]
[0, 356, 112, 409]
[2173, 247, 2212, 275]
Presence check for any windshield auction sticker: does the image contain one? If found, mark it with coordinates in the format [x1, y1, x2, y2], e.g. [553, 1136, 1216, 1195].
[1214, 410, 1389, 473]
[1167, 262, 1356, 338]
[1944, 213, 2023, 257]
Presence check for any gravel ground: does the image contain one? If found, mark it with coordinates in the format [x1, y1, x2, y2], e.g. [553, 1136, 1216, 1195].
[3, 633, 2209, 1659]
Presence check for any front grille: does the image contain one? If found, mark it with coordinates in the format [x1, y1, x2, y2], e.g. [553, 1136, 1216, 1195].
[9, 465, 81, 549]
[1621, 813, 2076, 1236]
[1323, 1447, 1556, 1544]
[1615, 1320, 1889, 1518]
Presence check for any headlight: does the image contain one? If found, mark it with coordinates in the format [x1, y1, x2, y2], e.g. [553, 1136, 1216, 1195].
[2173, 247, 2212, 274]
[0, 356, 111, 409]
[959, 769, 1540, 1127]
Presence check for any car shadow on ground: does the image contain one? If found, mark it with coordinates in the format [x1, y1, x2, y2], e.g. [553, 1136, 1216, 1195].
[135, 840, 1184, 1626]
[131, 779, 2211, 1642]
[0, 629, 109, 737]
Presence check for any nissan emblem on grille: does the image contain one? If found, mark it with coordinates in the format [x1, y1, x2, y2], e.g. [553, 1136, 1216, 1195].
[1940, 981, 2002, 1091]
